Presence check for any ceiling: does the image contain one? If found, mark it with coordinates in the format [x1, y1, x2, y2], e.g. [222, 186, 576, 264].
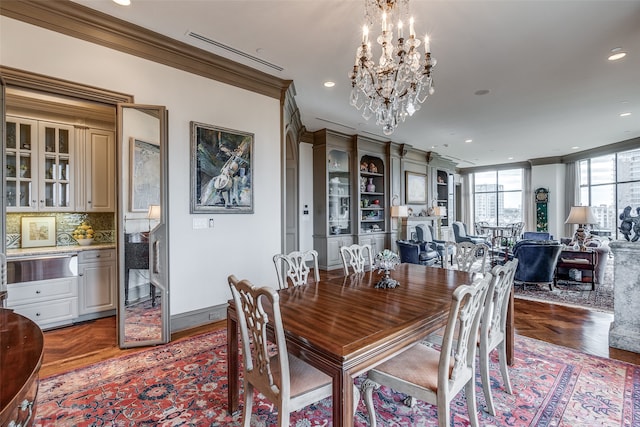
[71, 0, 640, 168]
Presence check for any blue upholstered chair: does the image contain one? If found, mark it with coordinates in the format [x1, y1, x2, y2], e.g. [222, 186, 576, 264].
[396, 240, 438, 266]
[452, 221, 490, 246]
[522, 231, 552, 241]
[415, 224, 454, 267]
[512, 240, 562, 290]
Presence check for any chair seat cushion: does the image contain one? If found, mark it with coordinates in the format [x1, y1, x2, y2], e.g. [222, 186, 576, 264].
[271, 354, 332, 397]
[371, 343, 452, 393]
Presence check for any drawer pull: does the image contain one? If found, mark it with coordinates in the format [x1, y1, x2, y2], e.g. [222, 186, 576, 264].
[35, 312, 41, 317]
[35, 290, 41, 294]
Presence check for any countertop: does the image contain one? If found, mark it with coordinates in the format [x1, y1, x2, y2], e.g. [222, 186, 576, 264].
[6, 243, 116, 259]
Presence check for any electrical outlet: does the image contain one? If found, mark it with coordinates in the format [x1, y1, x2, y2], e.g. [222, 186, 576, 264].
[208, 218, 214, 228]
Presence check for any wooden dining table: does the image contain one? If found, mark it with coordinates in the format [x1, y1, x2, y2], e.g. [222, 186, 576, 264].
[226, 263, 514, 427]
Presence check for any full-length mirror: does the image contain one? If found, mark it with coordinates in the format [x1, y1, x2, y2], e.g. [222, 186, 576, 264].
[118, 104, 169, 348]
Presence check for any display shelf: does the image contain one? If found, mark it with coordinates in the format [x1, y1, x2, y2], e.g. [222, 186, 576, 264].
[359, 155, 385, 234]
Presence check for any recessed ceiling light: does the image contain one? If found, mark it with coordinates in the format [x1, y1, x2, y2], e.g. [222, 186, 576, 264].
[608, 47, 626, 61]
[620, 112, 632, 117]
[323, 81, 335, 88]
[571, 146, 580, 150]
[464, 139, 472, 143]
[113, 0, 131, 5]
[474, 89, 490, 96]
[508, 157, 514, 160]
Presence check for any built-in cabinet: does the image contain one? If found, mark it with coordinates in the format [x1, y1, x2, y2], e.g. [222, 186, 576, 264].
[78, 249, 117, 315]
[433, 168, 454, 228]
[359, 155, 385, 234]
[75, 128, 116, 212]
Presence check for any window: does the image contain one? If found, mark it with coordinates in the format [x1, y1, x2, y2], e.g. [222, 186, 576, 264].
[579, 148, 640, 239]
[473, 169, 523, 225]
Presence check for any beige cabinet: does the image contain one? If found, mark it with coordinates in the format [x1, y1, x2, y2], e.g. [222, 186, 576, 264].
[7, 277, 79, 329]
[75, 128, 115, 212]
[358, 233, 386, 255]
[78, 249, 117, 315]
[4, 116, 75, 212]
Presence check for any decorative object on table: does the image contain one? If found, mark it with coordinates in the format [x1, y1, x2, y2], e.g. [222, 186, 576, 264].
[565, 206, 598, 250]
[619, 205, 640, 242]
[374, 249, 400, 288]
[190, 121, 253, 213]
[535, 187, 549, 232]
[73, 221, 95, 246]
[130, 138, 160, 212]
[348, 0, 436, 135]
[405, 171, 427, 204]
[21, 216, 56, 248]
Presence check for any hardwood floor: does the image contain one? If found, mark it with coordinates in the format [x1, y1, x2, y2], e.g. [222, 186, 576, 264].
[40, 297, 639, 378]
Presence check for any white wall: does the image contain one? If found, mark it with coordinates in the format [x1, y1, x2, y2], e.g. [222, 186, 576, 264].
[298, 142, 314, 252]
[531, 163, 566, 239]
[1, 17, 282, 315]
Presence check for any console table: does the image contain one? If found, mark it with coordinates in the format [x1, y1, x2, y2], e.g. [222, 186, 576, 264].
[554, 249, 596, 290]
[0, 309, 44, 427]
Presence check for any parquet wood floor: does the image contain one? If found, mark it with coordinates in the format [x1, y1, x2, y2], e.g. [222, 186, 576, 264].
[40, 294, 639, 378]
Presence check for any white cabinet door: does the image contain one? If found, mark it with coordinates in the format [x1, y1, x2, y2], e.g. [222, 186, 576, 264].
[78, 249, 117, 314]
[81, 128, 115, 212]
[38, 121, 75, 211]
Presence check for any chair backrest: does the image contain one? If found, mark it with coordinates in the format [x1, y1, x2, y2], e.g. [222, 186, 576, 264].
[452, 221, 467, 241]
[522, 231, 551, 241]
[228, 275, 291, 404]
[439, 273, 492, 396]
[396, 240, 422, 264]
[415, 224, 434, 243]
[509, 222, 525, 239]
[513, 241, 562, 283]
[452, 242, 490, 273]
[475, 221, 490, 236]
[272, 249, 319, 289]
[340, 243, 373, 274]
[482, 259, 519, 348]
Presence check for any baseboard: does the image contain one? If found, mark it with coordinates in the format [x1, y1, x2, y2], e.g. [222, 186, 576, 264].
[170, 303, 227, 333]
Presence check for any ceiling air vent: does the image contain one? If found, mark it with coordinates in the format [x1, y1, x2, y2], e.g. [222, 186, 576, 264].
[187, 31, 284, 72]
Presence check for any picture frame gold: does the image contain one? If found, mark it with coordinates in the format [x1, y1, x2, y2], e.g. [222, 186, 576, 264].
[21, 216, 56, 248]
[405, 171, 428, 204]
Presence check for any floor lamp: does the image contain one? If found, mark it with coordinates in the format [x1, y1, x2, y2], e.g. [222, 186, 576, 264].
[565, 206, 597, 250]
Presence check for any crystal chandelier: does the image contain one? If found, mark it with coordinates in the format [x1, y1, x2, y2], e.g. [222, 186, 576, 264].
[349, 0, 436, 135]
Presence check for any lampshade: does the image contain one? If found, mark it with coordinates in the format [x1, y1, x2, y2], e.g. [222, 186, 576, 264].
[147, 204, 161, 220]
[390, 205, 409, 218]
[565, 206, 597, 225]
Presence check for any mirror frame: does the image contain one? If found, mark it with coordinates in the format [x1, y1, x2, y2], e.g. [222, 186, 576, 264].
[117, 103, 169, 348]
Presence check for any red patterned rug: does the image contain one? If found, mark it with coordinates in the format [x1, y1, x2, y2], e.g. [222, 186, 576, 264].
[35, 329, 639, 426]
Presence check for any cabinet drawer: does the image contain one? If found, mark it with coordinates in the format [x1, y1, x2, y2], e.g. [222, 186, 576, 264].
[10, 297, 78, 328]
[79, 249, 115, 263]
[7, 277, 78, 305]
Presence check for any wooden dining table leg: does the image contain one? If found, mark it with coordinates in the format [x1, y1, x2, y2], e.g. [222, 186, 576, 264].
[333, 370, 353, 427]
[227, 307, 239, 414]
[506, 287, 515, 365]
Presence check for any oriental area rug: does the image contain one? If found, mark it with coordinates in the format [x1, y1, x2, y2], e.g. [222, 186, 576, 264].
[513, 257, 614, 313]
[35, 329, 639, 426]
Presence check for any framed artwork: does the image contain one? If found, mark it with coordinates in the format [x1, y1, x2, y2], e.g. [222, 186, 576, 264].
[405, 171, 428, 204]
[21, 216, 56, 248]
[190, 121, 254, 213]
[130, 138, 161, 212]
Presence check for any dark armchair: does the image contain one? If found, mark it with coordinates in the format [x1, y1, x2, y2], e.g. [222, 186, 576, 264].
[415, 224, 454, 266]
[522, 231, 553, 241]
[452, 221, 490, 245]
[396, 240, 438, 266]
[512, 239, 562, 290]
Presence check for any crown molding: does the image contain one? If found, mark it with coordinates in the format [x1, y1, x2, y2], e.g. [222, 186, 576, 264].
[0, 0, 287, 100]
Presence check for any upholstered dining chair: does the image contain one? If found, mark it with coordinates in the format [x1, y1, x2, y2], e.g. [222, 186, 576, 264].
[416, 224, 454, 267]
[340, 243, 374, 274]
[228, 275, 359, 426]
[272, 249, 319, 289]
[452, 221, 490, 246]
[479, 259, 519, 416]
[451, 242, 490, 274]
[362, 273, 493, 427]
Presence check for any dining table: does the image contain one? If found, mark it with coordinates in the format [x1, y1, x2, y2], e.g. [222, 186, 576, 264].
[226, 263, 515, 427]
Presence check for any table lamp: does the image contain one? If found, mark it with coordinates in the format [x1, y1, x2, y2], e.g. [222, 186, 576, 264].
[564, 206, 597, 250]
[391, 204, 409, 240]
[147, 204, 161, 231]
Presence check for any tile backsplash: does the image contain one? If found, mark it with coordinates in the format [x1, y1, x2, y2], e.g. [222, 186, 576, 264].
[6, 212, 115, 248]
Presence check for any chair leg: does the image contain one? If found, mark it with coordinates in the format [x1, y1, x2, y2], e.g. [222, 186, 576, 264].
[361, 378, 379, 427]
[352, 383, 360, 416]
[498, 339, 513, 394]
[480, 344, 496, 416]
[242, 381, 254, 427]
[465, 378, 480, 427]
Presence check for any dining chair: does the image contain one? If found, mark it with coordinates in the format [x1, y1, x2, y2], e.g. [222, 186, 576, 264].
[479, 259, 519, 416]
[272, 249, 319, 289]
[340, 243, 374, 274]
[451, 242, 490, 274]
[362, 273, 493, 427]
[228, 275, 359, 426]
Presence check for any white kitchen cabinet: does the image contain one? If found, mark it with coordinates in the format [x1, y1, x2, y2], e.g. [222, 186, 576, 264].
[7, 277, 79, 329]
[78, 249, 116, 315]
[75, 128, 115, 212]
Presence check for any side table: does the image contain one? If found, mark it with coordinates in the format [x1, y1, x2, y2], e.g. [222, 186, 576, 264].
[554, 249, 596, 290]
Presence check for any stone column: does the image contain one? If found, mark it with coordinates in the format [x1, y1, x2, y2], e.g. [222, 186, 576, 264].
[609, 241, 640, 353]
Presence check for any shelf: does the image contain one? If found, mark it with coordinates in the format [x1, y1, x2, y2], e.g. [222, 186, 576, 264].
[360, 171, 383, 177]
[361, 207, 383, 210]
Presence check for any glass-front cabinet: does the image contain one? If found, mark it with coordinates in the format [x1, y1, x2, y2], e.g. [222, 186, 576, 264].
[359, 155, 385, 234]
[5, 116, 74, 212]
[328, 149, 351, 236]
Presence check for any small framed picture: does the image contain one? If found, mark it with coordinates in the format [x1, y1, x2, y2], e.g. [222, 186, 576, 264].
[406, 171, 428, 204]
[21, 216, 56, 248]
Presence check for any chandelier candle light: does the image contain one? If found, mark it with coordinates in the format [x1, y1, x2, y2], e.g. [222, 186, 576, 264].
[349, 0, 436, 135]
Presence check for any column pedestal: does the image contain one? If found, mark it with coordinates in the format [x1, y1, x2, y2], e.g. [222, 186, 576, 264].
[609, 241, 640, 353]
